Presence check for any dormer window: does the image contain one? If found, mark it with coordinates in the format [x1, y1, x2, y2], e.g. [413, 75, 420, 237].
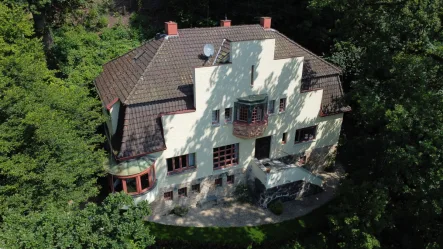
[234, 94, 268, 124]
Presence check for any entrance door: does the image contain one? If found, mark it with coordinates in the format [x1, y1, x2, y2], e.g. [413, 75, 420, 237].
[255, 136, 271, 159]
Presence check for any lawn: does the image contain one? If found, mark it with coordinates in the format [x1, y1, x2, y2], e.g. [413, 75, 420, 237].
[146, 201, 332, 248]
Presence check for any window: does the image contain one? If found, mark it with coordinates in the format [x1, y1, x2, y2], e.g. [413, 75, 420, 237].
[166, 153, 196, 175]
[164, 191, 173, 200]
[279, 98, 286, 112]
[112, 178, 123, 192]
[125, 178, 137, 194]
[225, 108, 232, 123]
[268, 100, 275, 114]
[294, 126, 317, 143]
[234, 95, 268, 124]
[215, 177, 222, 187]
[140, 173, 150, 190]
[251, 106, 263, 123]
[282, 132, 287, 144]
[250, 65, 255, 86]
[178, 187, 187, 197]
[298, 155, 307, 165]
[227, 175, 235, 184]
[192, 184, 200, 193]
[213, 143, 239, 169]
[237, 106, 248, 122]
[212, 110, 220, 125]
[109, 163, 156, 195]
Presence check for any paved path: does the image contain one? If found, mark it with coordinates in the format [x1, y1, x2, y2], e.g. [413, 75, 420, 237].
[147, 167, 344, 227]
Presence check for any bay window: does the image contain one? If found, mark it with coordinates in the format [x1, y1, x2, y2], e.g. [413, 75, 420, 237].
[234, 94, 268, 124]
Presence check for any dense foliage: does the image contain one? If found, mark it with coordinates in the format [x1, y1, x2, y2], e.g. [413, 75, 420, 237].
[0, 3, 153, 248]
[0, 2, 104, 214]
[0, 193, 154, 248]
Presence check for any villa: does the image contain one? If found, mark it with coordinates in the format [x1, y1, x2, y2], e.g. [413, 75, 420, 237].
[95, 17, 350, 211]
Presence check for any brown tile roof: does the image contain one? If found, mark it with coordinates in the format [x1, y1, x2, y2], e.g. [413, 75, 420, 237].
[95, 24, 347, 159]
[301, 75, 351, 115]
[115, 96, 193, 159]
[95, 24, 342, 107]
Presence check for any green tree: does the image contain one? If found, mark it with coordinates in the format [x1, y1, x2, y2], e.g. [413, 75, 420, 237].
[0, 193, 155, 249]
[305, 0, 443, 248]
[0, 2, 104, 214]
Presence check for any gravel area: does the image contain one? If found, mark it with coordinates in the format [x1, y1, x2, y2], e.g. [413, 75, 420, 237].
[147, 166, 344, 227]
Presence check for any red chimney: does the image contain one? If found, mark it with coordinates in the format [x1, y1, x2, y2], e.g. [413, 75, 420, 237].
[220, 20, 231, 27]
[165, 21, 178, 35]
[260, 17, 271, 29]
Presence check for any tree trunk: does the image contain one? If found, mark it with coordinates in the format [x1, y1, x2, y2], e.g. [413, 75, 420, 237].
[32, 10, 53, 51]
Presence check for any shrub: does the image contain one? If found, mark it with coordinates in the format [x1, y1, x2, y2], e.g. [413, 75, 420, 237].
[233, 184, 253, 203]
[170, 205, 189, 217]
[268, 200, 284, 215]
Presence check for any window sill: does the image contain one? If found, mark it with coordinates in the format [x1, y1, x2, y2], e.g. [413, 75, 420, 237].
[213, 163, 239, 171]
[212, 123, 221, 127]
[278, 111, 286, 114]
[224, 121, 233, 125]
[294, 139, 316, 145]
[268, 113, 276, 116]
[167, 167, 197, 176]
[281, 141, 287, 144]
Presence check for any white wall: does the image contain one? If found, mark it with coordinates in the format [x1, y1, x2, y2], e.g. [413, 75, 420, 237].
[134, 38, 343, 202]
[108, 101, 120, 136]
[267, 167, 323, 188]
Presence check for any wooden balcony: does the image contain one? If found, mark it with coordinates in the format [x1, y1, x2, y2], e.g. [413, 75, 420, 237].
[233, 119, 268, 139]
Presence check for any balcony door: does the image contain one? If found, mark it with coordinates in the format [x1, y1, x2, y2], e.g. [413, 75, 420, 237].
[255, 136, 271, 160]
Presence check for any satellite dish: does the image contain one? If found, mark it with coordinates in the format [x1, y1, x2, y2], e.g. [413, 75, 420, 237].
[203, 44, 215, 57]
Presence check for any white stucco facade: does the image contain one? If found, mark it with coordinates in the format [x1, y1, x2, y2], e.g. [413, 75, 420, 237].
[131, 38, 343, 203]
[106, 101, 121, 136]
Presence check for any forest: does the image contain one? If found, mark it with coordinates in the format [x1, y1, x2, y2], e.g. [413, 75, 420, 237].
[0, 0, 442, 248]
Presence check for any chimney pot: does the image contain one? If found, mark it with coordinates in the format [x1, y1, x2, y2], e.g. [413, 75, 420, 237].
[260, 17, 271, 29]
[165, 21, 178, 36]
[220, 20, 231, 27]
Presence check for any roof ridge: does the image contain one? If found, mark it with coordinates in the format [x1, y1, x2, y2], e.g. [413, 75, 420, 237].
[271, 30, 343, 74]
[123, 38, 166, 105]
[101, 37, 160, 68]
[177, 24, 260, 31]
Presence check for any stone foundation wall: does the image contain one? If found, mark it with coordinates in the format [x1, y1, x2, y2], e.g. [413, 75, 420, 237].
[255, 180, 323, 208]
[149, 167, 246, 215]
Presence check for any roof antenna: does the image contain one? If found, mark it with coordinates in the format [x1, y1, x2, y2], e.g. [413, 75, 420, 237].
[225, 14, 227, 20]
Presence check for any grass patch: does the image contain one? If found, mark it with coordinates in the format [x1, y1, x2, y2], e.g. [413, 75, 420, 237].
[146, 201, 331, 248]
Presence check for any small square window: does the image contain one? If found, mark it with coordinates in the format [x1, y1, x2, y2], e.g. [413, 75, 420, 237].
[268, 100, 275, 114]
[164, 191, 173, 200]
[282, 132, 287, 144]
[191, 184, 200, 193]
[178, 187, 187, 197]
[227, 175, 235, 184]
[225, 108, 232, 123]
[212, 110, 220, 125]
[279, 98, 286, 112]
[215, 178, 222, 187]
[298, 155, 307, 165]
